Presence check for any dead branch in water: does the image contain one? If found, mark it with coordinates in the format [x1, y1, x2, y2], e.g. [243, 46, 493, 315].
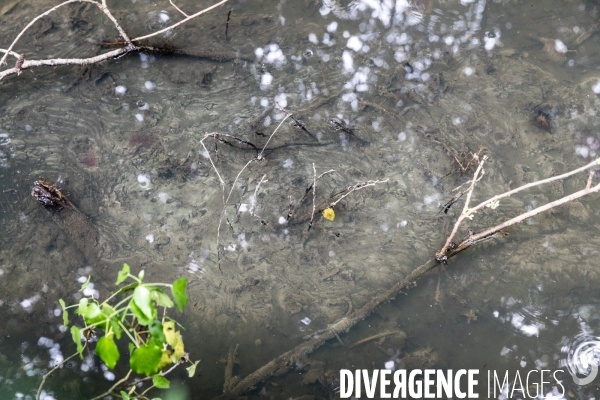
[0, 0, 230, 82]
[213, 156, 600, 399]
[437, 156, 600, 262]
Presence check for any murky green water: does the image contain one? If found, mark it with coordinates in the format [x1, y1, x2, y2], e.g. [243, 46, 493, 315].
[3, 0, 600, 398]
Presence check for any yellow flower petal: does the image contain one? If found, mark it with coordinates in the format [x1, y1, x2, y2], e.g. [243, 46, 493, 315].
[322, 208, 335, 221]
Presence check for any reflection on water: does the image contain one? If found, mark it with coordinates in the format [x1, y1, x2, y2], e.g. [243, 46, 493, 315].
[2, 0, 600, 398]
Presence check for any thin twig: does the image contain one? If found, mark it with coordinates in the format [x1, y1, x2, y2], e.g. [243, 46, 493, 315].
[436, 155, 487, 261]
[1, 0, 97, 67]
[447, 180, 600, 258]
[349, 331, 405, 349]
[287, 169, 335, 221]
[249, 175, 268, 225]
[169, 0, 189, 17]
[309, 163, 317, 230]
[132, 0, 230, 43]
[89, 369, 132, 400]
[201, 113, 291, 270]
[36, 351, 81, 400]
[329, 179, 389, 208]
[467, 157, 600, 216]
[0, 0, 229, 81]
[438, 157, 600, 261]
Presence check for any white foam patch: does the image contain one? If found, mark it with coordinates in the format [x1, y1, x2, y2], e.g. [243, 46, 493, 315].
[260, 73, 273, 90]
[115, 85, 127, 95]
[144, 81, 155, 90]
[347, 36, 363, 52]
[554, 39, 567, 53]
[146, 234, 154, 244]
[342, 50, 354, 73]
[137, 174, 151, 189]
[274, 92, 287, 108]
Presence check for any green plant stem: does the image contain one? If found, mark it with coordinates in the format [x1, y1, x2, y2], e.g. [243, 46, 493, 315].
[117, 320, 139, 347]
[108, 294, 134, 312]
[140, 384, 156, 397]
[90, 369, 133, 400]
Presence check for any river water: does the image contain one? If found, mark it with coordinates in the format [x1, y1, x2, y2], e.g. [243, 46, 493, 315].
[2, 0, 600, 398]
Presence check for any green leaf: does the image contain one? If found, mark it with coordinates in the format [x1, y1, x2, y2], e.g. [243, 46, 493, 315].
[128, 342, 135, 355]
[129, 298, 154, 326]
[152, 375, 170, 389]
[110, 318, 122, 340]
[115, 282, 139, 295]
[187, 360, 200, 377]
[133, 286, 153, 321]
[151, 289, 174, 308]
[59, 299, 69, 326]
[96, 335, 120, 369]
[171, 278, 188, 313]
[116, 263, 130, 285]
[76, 298, 101, 323]
[78, 276, 91, 292]
[70, 326, 84, 359]
[149, 320, 166, 345]
[138, 270, 145, 281]
[130, 345, 162, 376]
[120, 391, 131, 400]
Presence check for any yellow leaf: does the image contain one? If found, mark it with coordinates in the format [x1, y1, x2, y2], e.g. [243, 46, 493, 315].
[163, 321, 185, 362]
[157, 349, 172, 371]
[322, 208, 335, 221]
[163, 321, 176, 344]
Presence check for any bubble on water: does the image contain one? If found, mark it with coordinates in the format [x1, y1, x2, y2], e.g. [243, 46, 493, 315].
[115, 85, 127, 95]
[159, 11, 170, 22]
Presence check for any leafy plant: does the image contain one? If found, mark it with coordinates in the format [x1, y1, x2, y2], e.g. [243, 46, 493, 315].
[40, 264, 199, 400]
